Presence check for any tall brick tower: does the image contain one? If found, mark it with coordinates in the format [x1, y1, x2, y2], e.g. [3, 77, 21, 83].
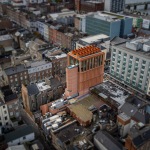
[75, 0, 81, 12]
[65, 45, 105, 98]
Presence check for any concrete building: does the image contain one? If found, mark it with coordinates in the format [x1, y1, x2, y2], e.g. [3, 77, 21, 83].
[0, 99, 10, 126]
[110, 37, 150, 96]
[0, 86, 20, 124]
[85, 11, 133, 39]
[74, 14, 86, 32]
[125, 0, 150, 11]
[104, 0, 125, 13]
[48, 11, 76, 25]
[76, 34, 110, 49]
[65, 45, 105, 97]
[4, 125, 35, 146]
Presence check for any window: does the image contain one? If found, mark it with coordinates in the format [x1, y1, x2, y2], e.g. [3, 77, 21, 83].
[142, 60, 146, 64]
[5, 116, 7, 120]
[141, 70, 144, 74]
[9, 105, 12, 109]
[10, 112, 13, 116]
[3, 105, 5, 109]
[136, 58, 139, 61]
[140, 75, 143, 79]
[141, 66, 145, 70]
[4, 110, 7, 114]
[15, 78, 18, 82]
[130, 56, 133, 59]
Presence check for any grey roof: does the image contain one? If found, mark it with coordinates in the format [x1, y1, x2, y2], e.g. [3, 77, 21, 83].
[115, 42, 150, 59]
[94, 131, 124, 150]
[5, 93, 18, 102]
[120, 102, 138, 117]
[129, 126, 150, 148]
[133, 111, 150, 124]
[50, 78, 61, 88]
[144, 41, 150, 46]
[5, 65, 26, 76]
[55, 123, 83, 143]
[120, 102, 150, 124]
[27, 84, 39, 96]
[4, 125, 34, 142]
[110, 36, 127, 45]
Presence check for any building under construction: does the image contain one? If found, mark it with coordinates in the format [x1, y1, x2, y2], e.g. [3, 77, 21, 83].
[65, 45, 105, 97]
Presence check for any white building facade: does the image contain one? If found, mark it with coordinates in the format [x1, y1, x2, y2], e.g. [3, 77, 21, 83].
[110, 38, 150, 96]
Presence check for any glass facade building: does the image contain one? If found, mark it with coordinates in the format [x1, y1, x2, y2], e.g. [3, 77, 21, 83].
[85, 12, 133, 39]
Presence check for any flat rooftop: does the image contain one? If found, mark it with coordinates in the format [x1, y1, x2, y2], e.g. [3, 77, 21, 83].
[68, 104, 93, 123]
[118, 112, 131, 122]
[117, 42, 150, 59]
[74, 94, 105, 110]
[89, 11, 126, 22]
[0, 34, 12, 41]
[93, 80, 130, 107]
[5, 65, 26, 75]
[36, 82, 51, 92]
[71, 45, 100, 57]
[80, 34, 109, 44]
[84, 0, 103, 4]
[55, 122, 84, 143]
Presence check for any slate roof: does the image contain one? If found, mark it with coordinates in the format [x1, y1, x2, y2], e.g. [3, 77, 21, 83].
[27, 84, 39, 96]
[120, 102, 137, 117]
[4, 125, 34, 142]
[129, 126, 150, 148]
[110, 37, 127, 46]
[5, 65, 26, 76]
[120, 102, 150, 124]
[133, 111, 150, 124]
[4, 93, 18, 102]
[1, 85, 18, 102]
[94, 131, 124, 150]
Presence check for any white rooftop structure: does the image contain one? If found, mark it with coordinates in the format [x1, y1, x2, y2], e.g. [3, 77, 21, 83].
[0, 34, 12, 41]
[28, 61, 52, 74]
[95, 80, 130, 107]
[36, 82, 51, 92]
[80, 34, 109, 44]
[55, 53, 67, 59]
[48, 11, 76, 20]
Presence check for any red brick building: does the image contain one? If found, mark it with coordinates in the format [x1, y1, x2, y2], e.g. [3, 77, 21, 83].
[65, 45, 105, 97]
[75, 0, 104, 13]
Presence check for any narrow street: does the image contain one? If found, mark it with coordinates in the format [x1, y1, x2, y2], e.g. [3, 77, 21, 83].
[20, 108, 56, 150]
